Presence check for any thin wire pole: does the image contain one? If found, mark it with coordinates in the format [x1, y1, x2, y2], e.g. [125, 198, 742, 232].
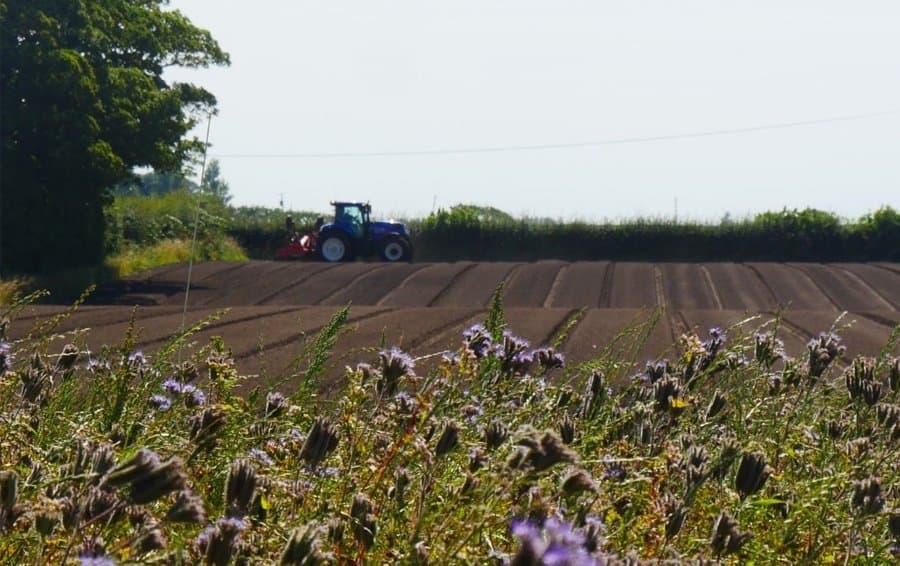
[180, 113, 213, 346]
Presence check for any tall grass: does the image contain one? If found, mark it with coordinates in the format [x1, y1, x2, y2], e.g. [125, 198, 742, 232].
[1, 291, 898, 563]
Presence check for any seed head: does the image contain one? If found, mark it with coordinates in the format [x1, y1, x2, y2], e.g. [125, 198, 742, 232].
[133, 521, 167, 554]
[580, 369, 607, 418]
[189, 407, 228, 452]
[299, 418, 340, 468]
[378, 347, 415, 395]
[166, 490, 206, 523]
[264, 391, 288, 419]
[663, 497, 688, 540]
[34, 505, 60, 537]
[558, 414, 575, 445]
[509, 427, 578, 472]
[127, 456, 186, 505]
[877, 404, 900, 429]
[889, 357, 900, 392]
[710, 511, 750, 556]
[434, 419, 461, 457]
[705, 390, 727, 420]
[534, 347, 565, 371]
[101, 449, 161, 488]
[807, 332, 845, 378]
[560, 468, 597, 497]
[0, 340, 11, 375]
[225, 460, 257, 518]
[390, 467, 411, 505]
[350, 493, 377, 549]
[483, 419, 509, 451]
[203, 517, 247, 566]
[57, 344, 80, 374]
[851, 476, 884, 516]
[888, 513, 900, 540]
[81, 487, 121, 523]
[280, 522, 332, 565]
[0, 470, 18, 513]
[735, 451, 771, 499]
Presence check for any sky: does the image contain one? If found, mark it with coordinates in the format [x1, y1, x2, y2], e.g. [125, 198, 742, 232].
[164, 1, 900, 222]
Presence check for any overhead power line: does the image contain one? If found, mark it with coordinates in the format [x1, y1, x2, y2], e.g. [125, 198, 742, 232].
[212, 110, 898, 159]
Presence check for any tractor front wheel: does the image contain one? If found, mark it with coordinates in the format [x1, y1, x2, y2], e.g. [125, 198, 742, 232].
[380, 236, 412, 262]
[318, 232, 352, 262]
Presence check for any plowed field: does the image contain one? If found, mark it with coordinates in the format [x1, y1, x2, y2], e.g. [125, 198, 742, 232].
[9, 261, 899, 388]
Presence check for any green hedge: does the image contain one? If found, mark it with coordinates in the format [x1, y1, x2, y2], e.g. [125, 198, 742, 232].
[227, 205, 900, 262]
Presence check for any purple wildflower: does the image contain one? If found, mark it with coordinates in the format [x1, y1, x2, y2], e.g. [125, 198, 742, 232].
[702, 327, 726, 359]
[378, 346, 415, 395]
[645, 360, 670, 383]
[807, 332, 846, 378]
[150, 394, 172, 411]
[380, 346, 415, 374]
[463, 324, 493, 358]
[393, 391, 419, 414]
[78, 556, 116, 566]
[195, 525, 215, 553]
[533, 347, 565, 370]
[86, 357, 110, 374]
[511, 517, 601, 566]
[162, 379, 184, 395]
[186, 388, 206, 407]
[494, 331, 531, 375]
[128, 351, 147, 367]
[248, 448, 274, 466]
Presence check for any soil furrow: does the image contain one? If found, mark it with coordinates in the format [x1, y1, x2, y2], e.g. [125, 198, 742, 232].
[254, 263, 341, 305]
[542, 308, 581, 347]
[742, 263, 781, 308]
[833, 264, 900, 310]
[790, 263, 889, 312]
[598, 262, 616, 308]
[699, 265, 723, 311]
[503, 261, 567, 307]
[654, 265, 666, 310]
[322, 263, 424, 306]
[375, 264, 432, 306]
[232, 307, 389, 361]
[426, 263, 477, 307]
[542, 263, 569, 307]
[430, 263, 518, 307]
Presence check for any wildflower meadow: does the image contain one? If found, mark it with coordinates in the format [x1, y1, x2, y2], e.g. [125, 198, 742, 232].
[1, 287, 899, 564]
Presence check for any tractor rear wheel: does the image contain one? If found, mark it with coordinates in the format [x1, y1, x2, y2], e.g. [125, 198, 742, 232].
[318, 231, 352, 262]
[379, 236, 412, 262]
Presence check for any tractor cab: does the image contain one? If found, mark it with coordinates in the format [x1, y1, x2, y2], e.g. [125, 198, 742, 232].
[317, 201, 413, 262]
[332, 202, 370, 239]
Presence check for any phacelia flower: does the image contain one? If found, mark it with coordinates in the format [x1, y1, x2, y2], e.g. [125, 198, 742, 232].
[149, 394, 172, 411]
[511, 517, 603, 565]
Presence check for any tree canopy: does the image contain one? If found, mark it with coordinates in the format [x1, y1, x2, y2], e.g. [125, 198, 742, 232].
[1, 0, 229, 274]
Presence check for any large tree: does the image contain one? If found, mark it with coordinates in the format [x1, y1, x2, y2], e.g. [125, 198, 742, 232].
[0, 0, 229, 274]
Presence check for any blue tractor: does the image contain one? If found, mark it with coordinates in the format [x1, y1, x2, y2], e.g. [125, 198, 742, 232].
[316, 201, 413, 262]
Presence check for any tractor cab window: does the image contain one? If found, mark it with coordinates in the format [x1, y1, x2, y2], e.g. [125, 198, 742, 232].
[336, 205, 364, 237]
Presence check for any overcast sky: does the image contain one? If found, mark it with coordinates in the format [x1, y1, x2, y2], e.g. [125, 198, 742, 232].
[164, 1, 900, 221]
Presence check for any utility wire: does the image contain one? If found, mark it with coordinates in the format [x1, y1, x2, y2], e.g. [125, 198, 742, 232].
[212, 110, 897, 159]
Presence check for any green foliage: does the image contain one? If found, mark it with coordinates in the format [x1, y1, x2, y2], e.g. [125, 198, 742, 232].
[103, 190, 245, 276]
[227, 207, 324, 259]
[0, 0, 229, 274]
[404, 204, 900, 261]
[1, 297, 899, 563]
